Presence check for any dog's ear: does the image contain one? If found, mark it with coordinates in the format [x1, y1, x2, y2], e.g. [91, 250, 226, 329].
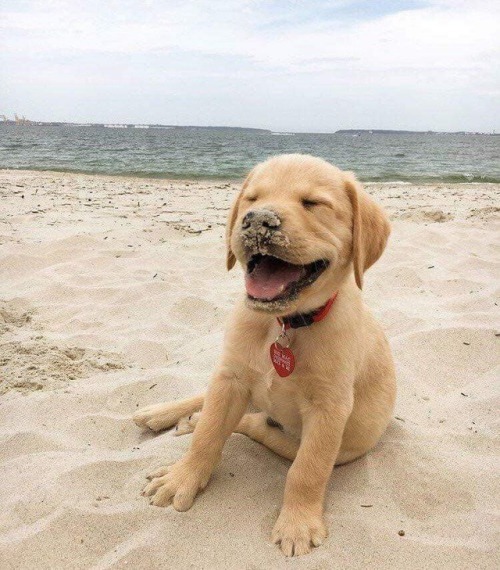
[225, 171, 253, 271]
[344, 172, 391, 289]
[225, 192, 241, 271]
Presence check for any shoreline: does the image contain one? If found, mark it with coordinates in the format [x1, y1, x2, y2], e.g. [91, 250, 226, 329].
[2, 167, 500, 186]
[1, 170, 498, 240]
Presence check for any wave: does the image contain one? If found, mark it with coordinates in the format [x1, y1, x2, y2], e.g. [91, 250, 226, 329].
[0, 165, 242, 181]
[1, 165, 499, 184]
[1, 143, 37, 150]
[362, 173, 500, 184]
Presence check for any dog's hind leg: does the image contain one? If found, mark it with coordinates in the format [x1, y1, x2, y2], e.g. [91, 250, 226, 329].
[174, 412, 202, 435]
[133, 395, 204, 432]
[236, 413, 299, 461]
[172, 411, 299, 460]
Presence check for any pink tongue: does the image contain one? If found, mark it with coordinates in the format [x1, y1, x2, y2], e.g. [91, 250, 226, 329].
[245, 257, 305, 300]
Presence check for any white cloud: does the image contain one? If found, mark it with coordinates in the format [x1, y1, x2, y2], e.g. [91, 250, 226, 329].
[1, 0, 499, 130]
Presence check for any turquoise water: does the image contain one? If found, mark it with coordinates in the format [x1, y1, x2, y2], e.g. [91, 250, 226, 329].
[1, 125, 499, 183]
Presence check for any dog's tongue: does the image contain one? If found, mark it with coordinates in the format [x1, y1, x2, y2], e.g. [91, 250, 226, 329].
[245, 257, 305, 300]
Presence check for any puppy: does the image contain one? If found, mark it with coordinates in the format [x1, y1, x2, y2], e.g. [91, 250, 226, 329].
[134, 154, 396, 557]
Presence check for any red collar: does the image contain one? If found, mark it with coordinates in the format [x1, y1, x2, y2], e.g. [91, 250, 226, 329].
[277, 292, 338, 330]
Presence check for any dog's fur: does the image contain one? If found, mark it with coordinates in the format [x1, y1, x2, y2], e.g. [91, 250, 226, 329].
[133, 154, 396, 557]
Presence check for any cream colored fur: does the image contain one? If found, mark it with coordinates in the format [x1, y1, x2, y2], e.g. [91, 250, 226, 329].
[133, 154, 396, 557]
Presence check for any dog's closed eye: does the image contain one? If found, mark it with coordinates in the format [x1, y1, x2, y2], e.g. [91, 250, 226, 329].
[301, 196, 333, 210]
[301, 198, 320, 209]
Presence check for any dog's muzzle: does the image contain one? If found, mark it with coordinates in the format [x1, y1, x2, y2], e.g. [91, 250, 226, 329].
[242, 209, 281, 231]
[240, 209, 287, 254]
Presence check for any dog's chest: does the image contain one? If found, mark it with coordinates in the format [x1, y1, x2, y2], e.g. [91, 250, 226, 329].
[247, 333, 304, 433]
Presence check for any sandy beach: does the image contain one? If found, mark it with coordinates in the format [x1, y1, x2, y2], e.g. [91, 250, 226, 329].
[0, 169, 498, 569]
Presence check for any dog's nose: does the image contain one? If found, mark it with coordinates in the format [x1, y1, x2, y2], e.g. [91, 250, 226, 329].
[242, 209, 281, 230]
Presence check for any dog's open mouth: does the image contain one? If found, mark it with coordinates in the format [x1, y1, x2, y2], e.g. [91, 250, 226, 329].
[245, 254, 329, 302]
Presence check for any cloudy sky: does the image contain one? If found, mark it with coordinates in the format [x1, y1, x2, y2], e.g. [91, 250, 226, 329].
[1, 0, 499, 132]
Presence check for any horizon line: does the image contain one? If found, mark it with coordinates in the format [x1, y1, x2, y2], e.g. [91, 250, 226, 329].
[0, 119, 497, 135]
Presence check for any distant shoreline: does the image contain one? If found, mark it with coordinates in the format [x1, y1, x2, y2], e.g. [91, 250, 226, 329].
[0, 123, 497, 135]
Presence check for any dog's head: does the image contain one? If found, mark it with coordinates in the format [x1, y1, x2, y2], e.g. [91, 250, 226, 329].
[226, 154, 390, 315]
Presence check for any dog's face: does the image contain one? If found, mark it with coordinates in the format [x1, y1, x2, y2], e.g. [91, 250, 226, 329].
[226, 154, 390, 315]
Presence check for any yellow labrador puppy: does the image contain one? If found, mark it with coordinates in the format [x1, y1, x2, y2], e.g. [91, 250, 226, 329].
[134, 154, 396, 557]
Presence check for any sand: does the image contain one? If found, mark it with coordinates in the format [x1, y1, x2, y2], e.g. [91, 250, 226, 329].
[0, 169, 498, 569]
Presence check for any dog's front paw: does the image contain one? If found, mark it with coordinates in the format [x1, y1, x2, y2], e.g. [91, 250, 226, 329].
[272, 508, 327, 557]
[142, 456, 211, 511]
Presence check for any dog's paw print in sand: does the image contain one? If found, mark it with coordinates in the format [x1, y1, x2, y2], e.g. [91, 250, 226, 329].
[399, 209, 454, 223]
[0, 300, 126, 395]
[0, 301, 35, 334]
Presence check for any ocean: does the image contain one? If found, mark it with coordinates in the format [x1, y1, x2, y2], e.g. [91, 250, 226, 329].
[1, 125, 499, 183]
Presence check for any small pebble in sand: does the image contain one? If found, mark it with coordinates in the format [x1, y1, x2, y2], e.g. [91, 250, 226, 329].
[398, 530, 405, 536]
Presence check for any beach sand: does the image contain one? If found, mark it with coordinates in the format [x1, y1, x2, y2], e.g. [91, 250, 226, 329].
[0, 169, 498, 569]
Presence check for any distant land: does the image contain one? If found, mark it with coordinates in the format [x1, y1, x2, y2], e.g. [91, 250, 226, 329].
[335, 129, 498, 135]
[0, 119, 497, 135]
[0, 119, 271, 133]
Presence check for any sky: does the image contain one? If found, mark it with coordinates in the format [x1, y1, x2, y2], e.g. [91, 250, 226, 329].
[1, 0, 499, 132]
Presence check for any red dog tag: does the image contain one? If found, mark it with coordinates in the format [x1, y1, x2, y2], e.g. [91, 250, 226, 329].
[270, 342, 295, 377]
